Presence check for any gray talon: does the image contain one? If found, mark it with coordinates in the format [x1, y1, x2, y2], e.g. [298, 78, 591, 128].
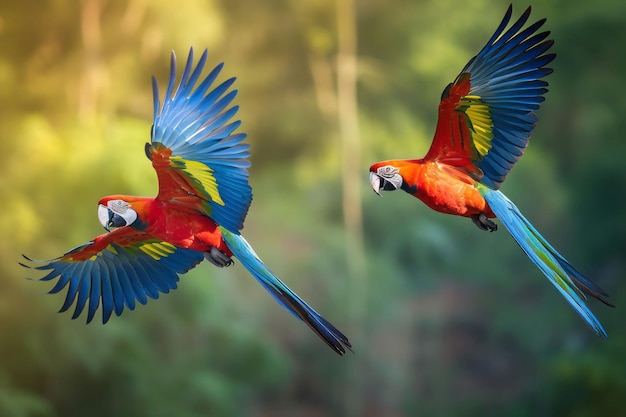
[204, 247, 234, 267]
[472, 213, 498, 232]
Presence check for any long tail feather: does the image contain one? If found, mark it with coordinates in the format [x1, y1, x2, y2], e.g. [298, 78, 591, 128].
[480, 186, 610, 338]
[220, 227, 352, 355]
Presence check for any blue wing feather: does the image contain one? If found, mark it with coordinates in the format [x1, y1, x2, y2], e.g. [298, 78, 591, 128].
[105, 263, 124, 317]
[118, 251, 148, 307]
[46, 262, 76, 293]
[128, 257, 159, 300]
[73, 271, 91, 320]
[22, 235, 204, 324]
[462, 6, 555, 189]
[88, 263, 102, 323]
[427, 7, 555, 189]
[109, 258, 137, 311]
[151, 48, 252, 232]
[60, 277, 79, 313]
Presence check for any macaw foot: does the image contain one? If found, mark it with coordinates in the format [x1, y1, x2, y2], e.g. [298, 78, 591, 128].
[204, 247, 234, 268]
[472, 213, 498, 232]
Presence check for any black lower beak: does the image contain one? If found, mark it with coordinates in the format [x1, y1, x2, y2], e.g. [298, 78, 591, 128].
[107, 212, 127, 231]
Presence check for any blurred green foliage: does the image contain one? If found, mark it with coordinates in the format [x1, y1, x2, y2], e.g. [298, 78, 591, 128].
[1, 0, 625, 416]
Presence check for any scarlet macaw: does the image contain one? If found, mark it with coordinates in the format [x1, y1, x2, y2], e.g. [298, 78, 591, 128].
[22, 49, 351, 355]
[368, 6, 612, 336]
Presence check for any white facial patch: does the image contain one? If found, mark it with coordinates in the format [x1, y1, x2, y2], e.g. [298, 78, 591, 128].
[108, 199, 132, 215]
[377, 165, 398, 178]
[376, 166, 403, 189]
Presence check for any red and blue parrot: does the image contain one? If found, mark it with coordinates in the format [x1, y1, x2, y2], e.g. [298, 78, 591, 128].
[368, 6, 612, 337]
[22, 48, 351, 355]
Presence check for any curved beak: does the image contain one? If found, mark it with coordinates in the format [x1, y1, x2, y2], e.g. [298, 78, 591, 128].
[369, 171, 382, 196]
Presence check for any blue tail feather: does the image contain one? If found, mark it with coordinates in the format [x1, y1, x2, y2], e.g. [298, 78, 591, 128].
[220, 227, 352, 355]
[480, 186, 609, 338]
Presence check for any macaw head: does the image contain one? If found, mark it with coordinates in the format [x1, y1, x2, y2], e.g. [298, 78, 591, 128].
[369, 160, 413, 196]
[97, 196, 148, 231]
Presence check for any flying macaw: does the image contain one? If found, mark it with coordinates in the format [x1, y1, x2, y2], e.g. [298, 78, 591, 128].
[368, 6, 612, 336]
[22, 48, 351, 355]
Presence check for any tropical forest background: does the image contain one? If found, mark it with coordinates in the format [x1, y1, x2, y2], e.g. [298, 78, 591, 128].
[1, 0, 625, 416]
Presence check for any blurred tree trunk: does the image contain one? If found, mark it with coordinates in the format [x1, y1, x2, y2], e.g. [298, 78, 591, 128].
[79, 0, 104, 120]
[337, 0, 367, 415]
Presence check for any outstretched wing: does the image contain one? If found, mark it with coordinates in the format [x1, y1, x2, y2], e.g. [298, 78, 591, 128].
[148, 48, 252, 233]
[424, 6, 555, 189]
[21, 227, 204, 324]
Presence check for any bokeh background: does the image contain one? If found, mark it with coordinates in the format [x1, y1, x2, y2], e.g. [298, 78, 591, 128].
[2, 0, 625, 415]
